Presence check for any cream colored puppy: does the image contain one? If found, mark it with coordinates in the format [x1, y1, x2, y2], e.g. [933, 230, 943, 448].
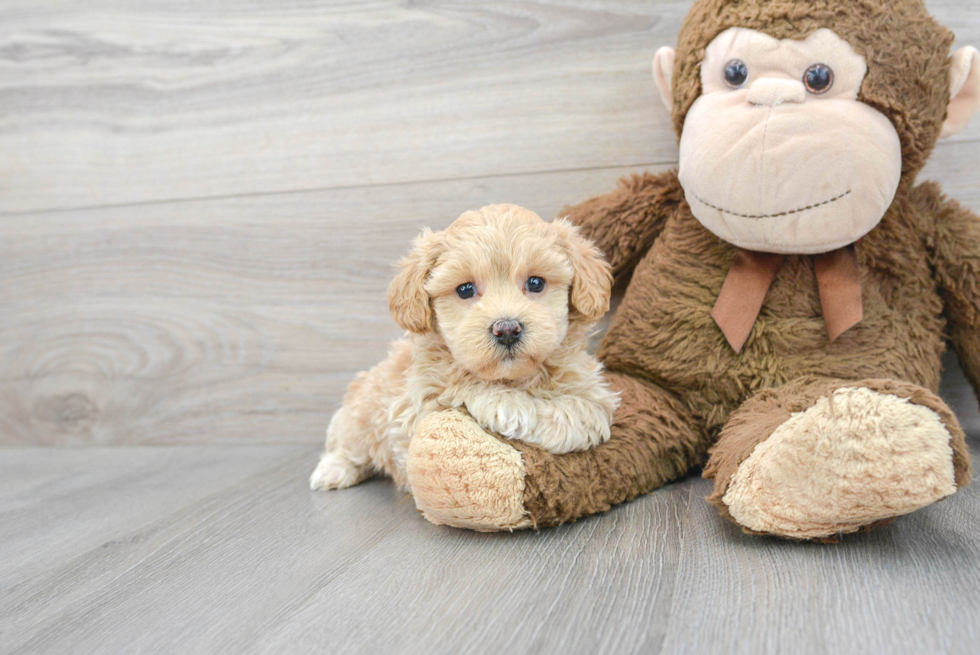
[310, 204, 620, 492]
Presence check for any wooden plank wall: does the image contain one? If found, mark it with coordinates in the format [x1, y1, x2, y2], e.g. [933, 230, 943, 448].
[1, 1, 979, 445]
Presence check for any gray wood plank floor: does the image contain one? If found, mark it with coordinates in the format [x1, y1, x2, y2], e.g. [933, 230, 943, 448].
[2, 438, 978, 655]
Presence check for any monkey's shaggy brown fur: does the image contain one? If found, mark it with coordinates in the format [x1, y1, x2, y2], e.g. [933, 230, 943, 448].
[408, 0, 977, 537]
[511, 171, 974, 529]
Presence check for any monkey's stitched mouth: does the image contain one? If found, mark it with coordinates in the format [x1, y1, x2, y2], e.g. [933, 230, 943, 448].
[691, 190, 852, 220]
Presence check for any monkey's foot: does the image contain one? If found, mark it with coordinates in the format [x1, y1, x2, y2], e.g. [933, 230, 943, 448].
[707, 382, 970, 540]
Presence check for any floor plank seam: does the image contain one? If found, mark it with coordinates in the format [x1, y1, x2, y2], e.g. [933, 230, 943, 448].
[0, 160, 690, 219]
[654, 484, 696, 655]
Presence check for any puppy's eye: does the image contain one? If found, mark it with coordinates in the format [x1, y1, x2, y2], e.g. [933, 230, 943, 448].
[724, 59, 748, 88]
[526, 276, 546, 293]
[455, 282, 477, 299]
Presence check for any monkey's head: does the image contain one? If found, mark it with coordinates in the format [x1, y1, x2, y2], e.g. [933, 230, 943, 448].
[652, 0, 980, 255]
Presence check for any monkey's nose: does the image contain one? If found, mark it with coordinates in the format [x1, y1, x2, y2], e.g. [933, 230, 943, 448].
[491, 319, 523, 347]
[746, 78, 807, 107]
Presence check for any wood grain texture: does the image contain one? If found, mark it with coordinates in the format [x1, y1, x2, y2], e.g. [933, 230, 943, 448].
[0, 1, 977, 214]
[0, 444, 689, 654]
[0, 444, 314, 589]
[659, 473, 980, 655]
[1, 441, 977, 655]
[0, 164, 642, 445]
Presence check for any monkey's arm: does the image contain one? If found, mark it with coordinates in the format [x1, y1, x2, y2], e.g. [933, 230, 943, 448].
[924, 183, 980, 399]
[561, 170, 685, 283]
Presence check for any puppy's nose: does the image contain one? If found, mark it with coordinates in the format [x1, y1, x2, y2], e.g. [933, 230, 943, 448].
[491, 319, 522, 347]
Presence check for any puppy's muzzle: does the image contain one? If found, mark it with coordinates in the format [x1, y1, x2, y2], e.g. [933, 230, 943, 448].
[491, 319, 523, 348]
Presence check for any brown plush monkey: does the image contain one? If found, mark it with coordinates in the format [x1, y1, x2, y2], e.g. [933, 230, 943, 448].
[405, 0, 980, 539]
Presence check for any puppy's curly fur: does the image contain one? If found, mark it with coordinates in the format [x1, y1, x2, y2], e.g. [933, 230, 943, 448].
[310, 204, 620, 491]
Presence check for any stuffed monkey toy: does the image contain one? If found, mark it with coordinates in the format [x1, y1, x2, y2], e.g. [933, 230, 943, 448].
[405, 0, 980, 540]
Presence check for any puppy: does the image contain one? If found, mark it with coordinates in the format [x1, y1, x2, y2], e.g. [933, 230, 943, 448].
[310, 204, 620, 491]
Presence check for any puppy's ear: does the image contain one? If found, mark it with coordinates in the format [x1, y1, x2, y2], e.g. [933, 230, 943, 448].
[388, 229, 444, 334]
[555, 219, 613, 322]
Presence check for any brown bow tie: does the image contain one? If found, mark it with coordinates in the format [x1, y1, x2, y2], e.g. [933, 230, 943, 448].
[711, 246, 863, 353]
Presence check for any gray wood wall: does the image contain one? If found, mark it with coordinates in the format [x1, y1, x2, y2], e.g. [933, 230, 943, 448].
[2, 1, 979, 446]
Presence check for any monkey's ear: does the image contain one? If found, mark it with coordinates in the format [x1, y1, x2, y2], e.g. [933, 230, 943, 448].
[387, 229, 443, 334]
[653, 46, 676, 112]
[555, 219, 613, 323]
[941, 46, 980, 139]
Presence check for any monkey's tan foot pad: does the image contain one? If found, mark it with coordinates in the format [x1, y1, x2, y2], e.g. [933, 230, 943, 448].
[720, 387, 958, 540]
[407, 409, 533, 532]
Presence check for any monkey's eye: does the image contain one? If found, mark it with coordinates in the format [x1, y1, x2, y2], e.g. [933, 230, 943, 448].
[723, 59, 749, 88]
[526, 276, 546, 293]
[804, 64, 834, 94]
[456, 283, 477, 299]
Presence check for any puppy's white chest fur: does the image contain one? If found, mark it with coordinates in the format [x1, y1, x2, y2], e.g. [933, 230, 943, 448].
[416, 333, 621, 456]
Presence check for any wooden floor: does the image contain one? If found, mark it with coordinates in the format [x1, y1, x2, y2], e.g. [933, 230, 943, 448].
[3, 435, 980, 654]
[2, 1, 980, 653]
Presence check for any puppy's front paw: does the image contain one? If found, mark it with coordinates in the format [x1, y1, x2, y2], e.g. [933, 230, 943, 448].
[309, 452, 370, 490]
[483, 394, 538, 441]
[492, 407, 537, 441]
[464, 390, 538, 441]
[531, 401, 612, 454]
